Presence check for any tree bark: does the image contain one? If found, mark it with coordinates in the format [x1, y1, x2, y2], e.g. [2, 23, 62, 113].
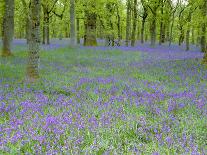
[150, 14, 156, 47]
[159, 0, 165, 45]
[186, 12, 192, 51]
[26, 0, 41, 81]
[42, 8, 50, 45]
[116, 5, 121, 46]
[178, 28, 184, 46]
[77, 18, 80, 44]
[131, 0, 138, 47]
[70, 0, 76, 46]
[2, 0, 14, 57]
[201, 0, 206, 53]
[191, 28, 195, 44]
[84, 12, 97, 46]
[202, 0, 207, 63]
[125, 0, 131, 46]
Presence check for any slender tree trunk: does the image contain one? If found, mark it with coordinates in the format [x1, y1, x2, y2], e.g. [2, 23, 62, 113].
[150, 14, 156, 47]
[70, 0, 76, 46]
[159, 1, 164, 45]
[186, 27, 190, 51]
[26, 0, 41, 82]
[179, 28, 184, 46]
[137, 19, 140, 41]
[186, 13, 192, 51]
[141, 19, 146, 44]
[125, 0, 131, 46]
[84, 12, 97, 46]
[145, 26, 148, 42]
[191, 28, 195, 44]
[116, 5, 121, 46]
[201, 24, 206, 53]
[46, 15, 50, 45]
[42, 10, 46, 44]
[77, 18, 80, 44]
[2, 0, 14, 57]
[202, 0, 207, 63]
[197, 29, 200, 47]
[131, 0, 137, 47]
[169, 12, 175, 46]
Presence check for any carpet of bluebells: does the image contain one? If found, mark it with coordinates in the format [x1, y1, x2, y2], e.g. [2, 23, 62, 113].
[0, 39, 207, 154]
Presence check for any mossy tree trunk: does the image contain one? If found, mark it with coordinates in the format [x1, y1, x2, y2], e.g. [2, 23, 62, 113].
[26, 0, 41, 82]
[2, 0, 14, 57]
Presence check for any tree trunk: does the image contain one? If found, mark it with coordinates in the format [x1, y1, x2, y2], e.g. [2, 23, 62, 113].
[159, 1, 165, 45]
[84, 12, 97, 46]
[116, 5, 121, 46]
[169, 12, 175, 46]
[201, 24, 206, 53]
[46, 15, 50, 45]
[202, 0, 207, 63]
[150, 15, 156, 47]
[131, 0, 137, 47]
[186, 13, 192, 51]
[178, 28, 184, 46]
[191, 28, 195, 44]
[2, 0, 14, 57]
[186, 27, 190, 51]
[125, 0, 131, 46]
[42, 9, 50, 45]
[141, 19, 146, 44]
[26, 0, 41, 82]
[70, 0, 76, 46]
[77, 18, 80, 44]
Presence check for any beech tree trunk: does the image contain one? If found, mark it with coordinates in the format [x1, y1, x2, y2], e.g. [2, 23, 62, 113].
[186, 13, 192, 51]
[70, 0, 76, 46]
[150, 15, 156, 47]
[202, 0, 207, 63]
[141, 19, 146, 44]
[116, 5, 121, 46]
[77, 18, 80, 44]
[131, 0, 137, 47]
[26, 0, 41, 81]
[191, 28, 195, 44]
[159, 1, 165, 45]
[125, 0, 131, 46]
[201, 0, 206, 53]
[179, 28, 184, 46]
[84, 12, 97, 46]
[2, 0, 14, 57]
[42, 9, 50, 45]
[186, 27, 190, 51]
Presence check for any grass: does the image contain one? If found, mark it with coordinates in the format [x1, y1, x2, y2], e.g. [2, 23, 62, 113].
[0, 45, 207, 154]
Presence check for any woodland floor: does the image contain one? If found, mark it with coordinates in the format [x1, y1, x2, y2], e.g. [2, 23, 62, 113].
[0, 39, 206, 154]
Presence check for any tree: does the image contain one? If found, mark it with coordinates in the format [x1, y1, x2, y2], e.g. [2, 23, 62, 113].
[1, 0, 14, 57]
[42, 0, 66, 45]
[140, 0, 148, 44]
[26, 0, 41, 82]
[83, 1, 97, 46]
[201, 0, 206, 54]
[131, 0, 138, 47]
[70, 0, 76, 46]
[125, 0, 132, 46]
[147, 0, 161, 46]
[201, 0, 207, 63]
